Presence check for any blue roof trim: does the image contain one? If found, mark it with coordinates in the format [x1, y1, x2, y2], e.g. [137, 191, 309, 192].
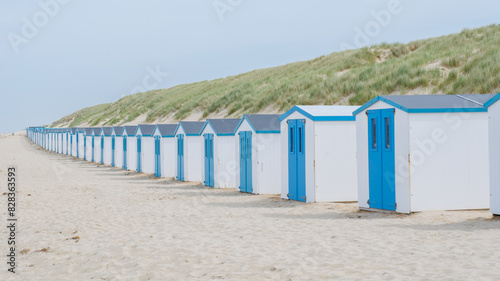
[483, 92, 500, 109]
[201, 120, 236, 136]
[234, 115, 281, 134]
[353, 97, 382, 116]
[279, 106, 356, 122]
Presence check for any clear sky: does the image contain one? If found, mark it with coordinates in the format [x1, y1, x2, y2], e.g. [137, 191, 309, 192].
[0, 0, 498, 133]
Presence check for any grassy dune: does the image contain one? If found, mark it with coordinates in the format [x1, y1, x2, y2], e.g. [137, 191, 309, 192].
[52, 24, 500, 127]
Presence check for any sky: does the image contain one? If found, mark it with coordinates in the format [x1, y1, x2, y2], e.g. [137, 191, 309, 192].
[0, 0, 498, 133]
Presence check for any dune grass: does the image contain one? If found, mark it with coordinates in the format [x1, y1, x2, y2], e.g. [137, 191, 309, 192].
[52, 24, 500, 127]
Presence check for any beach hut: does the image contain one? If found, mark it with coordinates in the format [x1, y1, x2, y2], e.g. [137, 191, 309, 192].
[487, 93, 500, 215]
[354, 94, 498, 213]
[174, 121, 205, 182]
[92, 128, 102, 163]
[234, 114, 281, 195]
[76, 128, 85, 159]
[101, 127, 114, 166]
[84, 128, 93, 161]
[199, 119, 240, 188]
[152, 124, 178, 178]
[136, 124, 157, 174]
[123, 126, 138, 171]
[70, 128, 77, 157]
[112, 127, 125, 168]
[279, 105, 360, 202]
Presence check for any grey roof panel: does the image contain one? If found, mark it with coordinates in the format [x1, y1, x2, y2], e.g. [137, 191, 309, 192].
[102, 127, 113, 136]
[84, 128, 94, 135]
[245, 114, 281, 132]
[179, 121, 205, 135]
[137, 124, 156, 136]
[112, 126, 125, 136]
[123, 126, 138, 136]
[207, 119, 241, 135]
[383, 94, 495, 110]
[92, 128, 102, 135]
[156, 124, 178, 137]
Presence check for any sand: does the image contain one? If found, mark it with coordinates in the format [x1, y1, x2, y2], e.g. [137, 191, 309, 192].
[1, 134, 500, 280]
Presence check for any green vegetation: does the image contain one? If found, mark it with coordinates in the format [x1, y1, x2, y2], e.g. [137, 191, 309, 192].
[52, 24, 500, 127]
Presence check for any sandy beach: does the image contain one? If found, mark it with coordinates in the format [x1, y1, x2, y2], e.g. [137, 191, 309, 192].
[1, 134, 500, 280]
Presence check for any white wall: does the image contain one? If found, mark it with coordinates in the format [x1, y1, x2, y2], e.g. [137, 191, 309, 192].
[94, 136, 102, 163]
[77, 133, 85, 159]
[126, 137, 137, 171]
[114, 136, 124, 168]
[85, 136, 92, 160]
[103, 136, 113, 165]
[161, 137, 177, 178]
[489, 101, 500, 215]
[71, 135, 77, 157]
[409, 112, 490, 211]
[315, 121, 358, 202]
[356, 101, 410, 213]
[141, 137, 155, 174]
[215, 135, 238, 188]
[185, 135, 204, 182]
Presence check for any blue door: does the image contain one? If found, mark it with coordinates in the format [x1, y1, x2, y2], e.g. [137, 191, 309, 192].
[66, 134, 69, 155]
[123, 136, 128, 170]
[100, 137, 104, 164]
[91, 136, 95, 162]
[137, 136, 142, 173]
[70, 135, 73, 156]
[111, 136, 116, 167]
[239, 131, 253, 193]
[368, 109, 396, 211]
[84, 136, 87, 160]
[287, 119, 306, 202]
[177, 134, 184, 181]
[204, 134, 214, 187]
[154, 136, 161, 177]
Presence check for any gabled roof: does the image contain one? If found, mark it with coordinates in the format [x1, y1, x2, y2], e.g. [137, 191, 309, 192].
[201, 119, 241, 136]
[174, 121, 205, 136]
[353, 93, 500, 115]
[70, 128, 77, 134]
[154, 124, 178, 137]
[279, 105, 359, 122]
[234, 114, 281, 134]
[76, 128, 85, 133]
[123, 126, 138, 136]
[112, 126, 124, 136]
[92, 128, 102, 136]
[136, 124, 156, 137]
[101, 127, 113, 136]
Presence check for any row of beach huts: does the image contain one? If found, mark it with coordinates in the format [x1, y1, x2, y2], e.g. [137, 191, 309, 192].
[27, 93, 500, 215]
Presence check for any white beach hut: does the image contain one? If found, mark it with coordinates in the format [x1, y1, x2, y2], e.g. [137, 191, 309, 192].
[101, 127, 114, 166]
[486, 93, 500, 215]
[123, 126, 138, 171]
[279, 105, 359, 203]
[92, 128, 102, 163]
[234, 114, 281, 195]
[112, 127, 125, 168]
[174, 121, 205, 182]
[199, 119, 240, 188]
[153, 124, 178, 178]
[354, 94, 497, 213]
[76, 128, 85, 159]
[70, 128, 77, 157]
[136, 124, 157, 174]
[84, 128, 93, 161]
